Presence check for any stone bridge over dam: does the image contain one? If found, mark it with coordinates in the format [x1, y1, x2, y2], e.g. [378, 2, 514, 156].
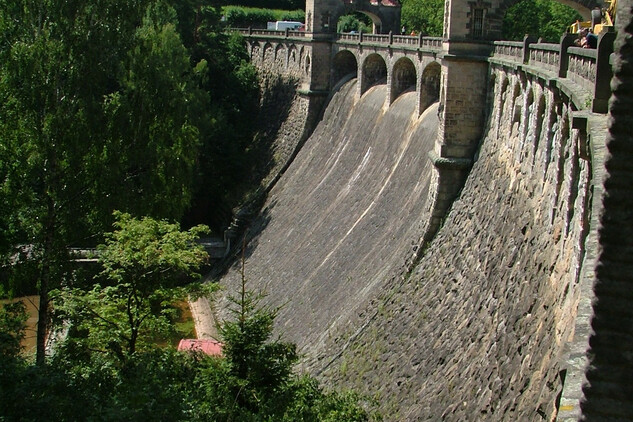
[211, 3, 632, 420]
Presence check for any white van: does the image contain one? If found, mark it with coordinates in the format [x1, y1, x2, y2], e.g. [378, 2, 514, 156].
[268, 21, 304, 31]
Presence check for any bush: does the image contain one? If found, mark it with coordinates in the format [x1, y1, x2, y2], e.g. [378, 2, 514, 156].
[223, 6, 305, 28]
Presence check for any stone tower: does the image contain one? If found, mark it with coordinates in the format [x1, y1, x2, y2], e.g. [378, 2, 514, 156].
[305, 0, 401, 36]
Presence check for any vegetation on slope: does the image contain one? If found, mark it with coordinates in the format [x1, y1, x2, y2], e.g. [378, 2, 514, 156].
[0, 0, 372, 418]
[0, 220, 373, 420]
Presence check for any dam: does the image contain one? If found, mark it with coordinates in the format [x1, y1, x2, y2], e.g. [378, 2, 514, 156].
[206, 0, 633, 420]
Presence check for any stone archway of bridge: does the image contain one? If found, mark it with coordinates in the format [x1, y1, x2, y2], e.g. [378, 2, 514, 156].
[334, 7, 385, 34]
[390, 57, 417, 105]
[419, 61, 441, 115]
[360, 52, 388, 97]
[332, 49, 359, 90]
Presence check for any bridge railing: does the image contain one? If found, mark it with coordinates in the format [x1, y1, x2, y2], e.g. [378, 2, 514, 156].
[336, 32, 442, 51]
[567, 47, 598, 92]
[491, 32, 615, 112]
[528, 42, 560, 74]
[493, 40, 523, 61]
[235, 27, 443, 52]
[234, 28, 308, 39]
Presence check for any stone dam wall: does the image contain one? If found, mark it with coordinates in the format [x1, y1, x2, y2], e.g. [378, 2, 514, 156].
[248, 41, 326, 190]
[213, 35, 614, 420]
[217, 79, 440, 362]
[317, 67, 602, 420]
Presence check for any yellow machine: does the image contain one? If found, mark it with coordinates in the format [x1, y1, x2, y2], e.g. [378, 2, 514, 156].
[569, 0, 616, 34]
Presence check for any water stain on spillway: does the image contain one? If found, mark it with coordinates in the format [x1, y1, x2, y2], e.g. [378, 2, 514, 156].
[217, 78, 439, 359]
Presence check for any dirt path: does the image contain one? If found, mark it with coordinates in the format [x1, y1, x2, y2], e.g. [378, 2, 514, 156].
[188, 296, 218, 340]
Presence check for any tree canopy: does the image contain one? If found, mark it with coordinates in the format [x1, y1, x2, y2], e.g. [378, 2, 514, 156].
[0, 0, 260, 363]
[54, 213, 211, 360]
[502, 0, 581, 41]
[401, 0, 444, 36]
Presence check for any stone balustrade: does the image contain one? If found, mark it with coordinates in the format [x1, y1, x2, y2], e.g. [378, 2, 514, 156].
[490, 32, 614, 113]
[236, 27, 613, 114]
[493, 40, 523, 60]
[336, 32, 442, 50]
[528, 42, 560, 74]
[567, 47, 598, 92]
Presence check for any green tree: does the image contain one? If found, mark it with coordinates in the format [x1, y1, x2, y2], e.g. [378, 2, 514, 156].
[0, 0, 204, 364]
[0, 301, 28, 359]
[337, 13, 372, 33]
[502, 0, 581, 41]
[193, 262, 373, 421]
[401, 0, 444, 36]
[55, 212, 211, 359]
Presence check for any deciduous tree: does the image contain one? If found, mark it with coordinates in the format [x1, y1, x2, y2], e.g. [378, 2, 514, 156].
[55, 212, 211, 359]
[0, 0, 204, 364]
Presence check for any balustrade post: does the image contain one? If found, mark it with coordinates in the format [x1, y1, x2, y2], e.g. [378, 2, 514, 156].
[360, 31, 364, 43]
[248, 26, 253, 35]
[592, 30, 616, 113]
[523, 35, 537, 64]
[559, 32, 577, 78]
[419, 33, 424, 48]
[389, 30, 393, 45]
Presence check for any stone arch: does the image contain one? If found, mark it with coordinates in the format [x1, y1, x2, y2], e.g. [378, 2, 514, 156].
[289, 45, 298, 64]
[263, 42, 274, 64]
[390, 57, 416, 104]
[250, 41, 262, 65]
[543, 91, 562, 181]
[275, 44, 287, 69]
[335, 9, 386, 34]
[551, 109, 571, 224]
[288, 44, 300, 75]
[332, 50, 358, 89]
[532, 89, 546, 161]
[361, 53, 387, 95]
[309, 0, 401, 35]
[511, 81, 522, 127]
[496, 73, 511, 138]
[523, 87, 535, 139]
[304, 54, 311, 76]
[419, 61, 441, 112]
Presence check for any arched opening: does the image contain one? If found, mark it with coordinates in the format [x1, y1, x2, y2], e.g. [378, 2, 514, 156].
[336, 11, 374, 33]
[419, 61, 441, 112]
[532, 93, 546, 162]
[332, 50, 358, 89]
[361, 53, 387, 95]
[275, 44, 286, 69]
[263, 43, 274, 63]
[390, 57, 416, 104]
[331, 4, 398, 34]
[249, 41, 261, 64]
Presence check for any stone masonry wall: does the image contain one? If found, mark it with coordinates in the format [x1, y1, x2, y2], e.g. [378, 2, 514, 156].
[318, 64, 603, 421]
[580, 0, 633, 417]
[248, 40, 321, 189]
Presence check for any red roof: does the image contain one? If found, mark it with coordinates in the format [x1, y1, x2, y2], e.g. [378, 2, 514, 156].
[178, 339, 223, 356]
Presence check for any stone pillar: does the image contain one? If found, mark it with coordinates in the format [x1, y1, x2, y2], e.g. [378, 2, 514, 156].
[423, 53, 489, 239]
[558, 33, 577, 77]
[592, 30, 616, 113]
[305, 0, 340, 35]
